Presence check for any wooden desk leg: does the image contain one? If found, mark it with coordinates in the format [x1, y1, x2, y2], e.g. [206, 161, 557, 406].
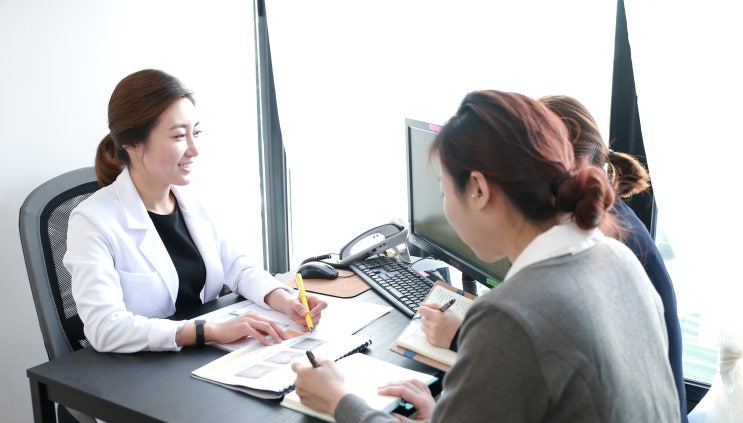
[29, 378, 56, 423]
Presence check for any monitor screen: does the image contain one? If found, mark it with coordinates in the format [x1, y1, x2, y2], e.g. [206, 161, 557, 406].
[405, 118, 511, 288]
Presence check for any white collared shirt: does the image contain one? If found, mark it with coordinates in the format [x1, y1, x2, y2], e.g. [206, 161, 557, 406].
[504, 221, 604, 282]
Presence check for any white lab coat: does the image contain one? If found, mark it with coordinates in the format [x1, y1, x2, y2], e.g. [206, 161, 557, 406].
[64, 167, 289, 352]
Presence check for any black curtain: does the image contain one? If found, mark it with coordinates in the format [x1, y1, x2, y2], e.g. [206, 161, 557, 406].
[611, 0, 710, 412]
[609, 0, 656, 235]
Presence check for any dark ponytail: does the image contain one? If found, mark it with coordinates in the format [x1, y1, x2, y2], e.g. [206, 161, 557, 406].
[94, 134, 125, 188]
[607, 150, 651, 199]
[538, 95, 651, 200]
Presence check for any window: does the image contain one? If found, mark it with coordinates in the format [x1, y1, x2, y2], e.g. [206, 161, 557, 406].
[625, 0, 743, 386]
[265, 1, 617, 267]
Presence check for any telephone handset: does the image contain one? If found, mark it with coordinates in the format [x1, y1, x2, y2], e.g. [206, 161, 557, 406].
[302, 222, 408, 269]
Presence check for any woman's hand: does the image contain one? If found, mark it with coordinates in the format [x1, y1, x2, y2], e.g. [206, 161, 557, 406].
[292, 356, 437, 422]
[207, 310, 289, 346]
[265, 288, 328, 331]
[291, 356, 347, 416]
[418, 303, 462, 348]
[378, 379, 436, 422]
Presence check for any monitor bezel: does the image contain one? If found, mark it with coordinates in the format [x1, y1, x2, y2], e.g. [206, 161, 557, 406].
[404, 118, 508, 287]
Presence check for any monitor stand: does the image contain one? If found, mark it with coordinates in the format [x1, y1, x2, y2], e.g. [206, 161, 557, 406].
[462, 274, 478, 296]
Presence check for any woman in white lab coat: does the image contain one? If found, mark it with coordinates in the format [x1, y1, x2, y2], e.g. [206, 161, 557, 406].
[64, 69, 326, 353]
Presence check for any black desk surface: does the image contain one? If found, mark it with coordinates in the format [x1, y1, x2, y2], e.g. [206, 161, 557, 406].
[27, 291, 440, 423]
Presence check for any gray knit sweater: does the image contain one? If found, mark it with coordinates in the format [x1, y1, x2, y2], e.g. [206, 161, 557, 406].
[336, 237, 680, 422]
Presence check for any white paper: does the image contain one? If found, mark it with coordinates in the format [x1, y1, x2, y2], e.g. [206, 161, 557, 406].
[195, 294, 392, 351]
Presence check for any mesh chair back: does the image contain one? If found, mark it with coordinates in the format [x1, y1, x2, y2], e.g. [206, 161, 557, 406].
[20, 167, 98, 360]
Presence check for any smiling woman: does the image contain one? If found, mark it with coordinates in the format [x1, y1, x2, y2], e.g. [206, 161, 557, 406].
[0, 1, 266, 419]
[64, 69, 327, 354]
[99, 72, 201, 214]
[94, 70, 197, 189]
[124, 98, 202, 214]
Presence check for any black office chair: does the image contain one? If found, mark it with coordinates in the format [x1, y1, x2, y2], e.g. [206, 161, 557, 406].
[19, 167, 99, 423]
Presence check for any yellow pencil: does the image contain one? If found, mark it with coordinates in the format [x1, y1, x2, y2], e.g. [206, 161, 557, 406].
[295, 273, 314, 331]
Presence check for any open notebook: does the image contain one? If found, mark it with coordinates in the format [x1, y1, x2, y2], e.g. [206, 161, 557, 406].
[192, 333, 372, 399]
[390, 281, 475, 372]
[280, 353, 438, 422]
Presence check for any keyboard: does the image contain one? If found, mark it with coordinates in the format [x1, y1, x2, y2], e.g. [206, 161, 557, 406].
[350, 256, 435, 318]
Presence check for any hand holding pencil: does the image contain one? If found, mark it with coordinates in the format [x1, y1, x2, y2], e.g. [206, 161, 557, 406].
[271, 273, 327, 331]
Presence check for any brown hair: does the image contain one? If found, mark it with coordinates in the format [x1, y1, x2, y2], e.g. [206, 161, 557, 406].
[95, 69, 194, 187]
[430, 90, 615, 232]
[538, 95, 650, 198]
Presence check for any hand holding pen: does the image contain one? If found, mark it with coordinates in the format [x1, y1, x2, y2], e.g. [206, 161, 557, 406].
[439, 298, 456, 313]
[413, 298, 456, 320]
[306, 350, 320, 368]
[416, 298, 462, 348]
[291, 350, 346, 416]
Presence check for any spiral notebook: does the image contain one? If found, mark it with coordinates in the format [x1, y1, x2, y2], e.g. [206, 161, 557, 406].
[192, 333, 372, 399]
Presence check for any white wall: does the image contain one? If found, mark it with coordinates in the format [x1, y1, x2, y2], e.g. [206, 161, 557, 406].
[0, 1, 260, 421]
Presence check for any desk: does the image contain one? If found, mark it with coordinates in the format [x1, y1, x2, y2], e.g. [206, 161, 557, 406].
[27, 291, 440, 423]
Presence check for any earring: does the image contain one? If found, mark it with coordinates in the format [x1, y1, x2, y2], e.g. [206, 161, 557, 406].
[471, 193, 476, 198]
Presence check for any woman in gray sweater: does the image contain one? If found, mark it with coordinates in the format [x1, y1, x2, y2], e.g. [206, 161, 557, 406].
[291, 90, 680, 422]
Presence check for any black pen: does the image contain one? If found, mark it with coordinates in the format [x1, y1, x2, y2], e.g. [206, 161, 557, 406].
[306, 350, 320, 368]
[412, 298, 457, 320]
[439, 298, 456, 313]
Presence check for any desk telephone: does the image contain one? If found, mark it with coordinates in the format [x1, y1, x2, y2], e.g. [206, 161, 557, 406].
[300, 222, 408, 269]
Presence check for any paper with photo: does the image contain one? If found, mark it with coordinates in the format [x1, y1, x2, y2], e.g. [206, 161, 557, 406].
[195, 293, 391, 351]
[191, 332, 372, 399]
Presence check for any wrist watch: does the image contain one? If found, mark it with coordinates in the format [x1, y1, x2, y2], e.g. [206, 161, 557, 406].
[195, 320, 206, 347]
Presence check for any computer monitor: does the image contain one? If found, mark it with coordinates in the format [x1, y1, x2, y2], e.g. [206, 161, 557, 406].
[405, 118, 511, 288]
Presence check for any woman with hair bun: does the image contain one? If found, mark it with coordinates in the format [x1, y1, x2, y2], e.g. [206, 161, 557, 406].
[64, 69, 326, 354]
[539, 94, 687, 422]
[414, 95, 687, 423]
[291, 90, 679, 422]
